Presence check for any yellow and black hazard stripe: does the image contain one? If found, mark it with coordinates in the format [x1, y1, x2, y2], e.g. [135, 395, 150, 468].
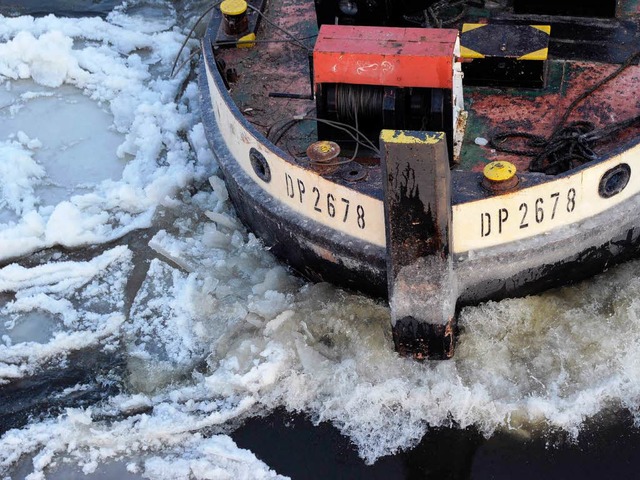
[460, 24, 551, 61]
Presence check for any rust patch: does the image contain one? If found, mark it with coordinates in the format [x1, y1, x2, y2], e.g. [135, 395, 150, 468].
[393, 316, 457, 360]
[307, 242, 338, 264]
[466, 61, 640, 171]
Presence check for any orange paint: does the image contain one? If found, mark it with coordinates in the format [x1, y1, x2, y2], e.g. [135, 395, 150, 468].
[313, 25, 458, 89]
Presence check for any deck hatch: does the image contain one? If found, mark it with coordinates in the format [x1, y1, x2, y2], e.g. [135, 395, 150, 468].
[460, 23, 551, 88]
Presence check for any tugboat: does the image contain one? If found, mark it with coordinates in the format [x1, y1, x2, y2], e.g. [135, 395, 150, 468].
[198, 0, 640, 358]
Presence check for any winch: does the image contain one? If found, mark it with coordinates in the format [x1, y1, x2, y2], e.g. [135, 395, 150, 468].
[312, 25, 464, 162]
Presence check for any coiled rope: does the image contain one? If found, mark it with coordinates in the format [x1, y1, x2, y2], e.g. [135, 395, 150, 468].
[426, 0, 468, 27]
[403, 0, 469, 28]
[490, 51, 640, 175]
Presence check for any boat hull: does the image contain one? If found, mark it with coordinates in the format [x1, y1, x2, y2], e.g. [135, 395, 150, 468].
[199, 25, 388, 299]
[199, 15, 640, 324]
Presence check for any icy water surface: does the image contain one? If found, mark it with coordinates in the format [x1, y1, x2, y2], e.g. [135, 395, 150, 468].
[2, 1, 640, 479]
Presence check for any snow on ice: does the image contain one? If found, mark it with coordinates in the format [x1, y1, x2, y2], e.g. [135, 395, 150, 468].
[0, 11, 211, 260]
[3, 3, 640, 480]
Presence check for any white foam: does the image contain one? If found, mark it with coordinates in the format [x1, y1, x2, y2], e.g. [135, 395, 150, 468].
[119, 203, 640, 464]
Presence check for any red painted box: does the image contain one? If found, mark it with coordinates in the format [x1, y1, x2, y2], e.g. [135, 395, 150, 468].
[313, 25, 459, 89]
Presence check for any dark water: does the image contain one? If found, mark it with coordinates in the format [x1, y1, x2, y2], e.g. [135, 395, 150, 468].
[3, 1, 640, 479]
[232, 409, 640, 479]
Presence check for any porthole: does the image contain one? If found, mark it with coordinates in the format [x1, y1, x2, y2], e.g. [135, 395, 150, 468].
[598, 163, 630, 199]
[249, 148, 271, 183]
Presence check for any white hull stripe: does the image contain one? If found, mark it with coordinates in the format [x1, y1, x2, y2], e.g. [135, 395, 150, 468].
[453, 147, 640, 252]
[205, 57, 640, 254]
[205, 61, 387, 247]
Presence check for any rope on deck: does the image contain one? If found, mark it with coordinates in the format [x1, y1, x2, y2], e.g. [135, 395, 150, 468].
[403, 0, 471, 28]
[490, 51, 640, 175]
